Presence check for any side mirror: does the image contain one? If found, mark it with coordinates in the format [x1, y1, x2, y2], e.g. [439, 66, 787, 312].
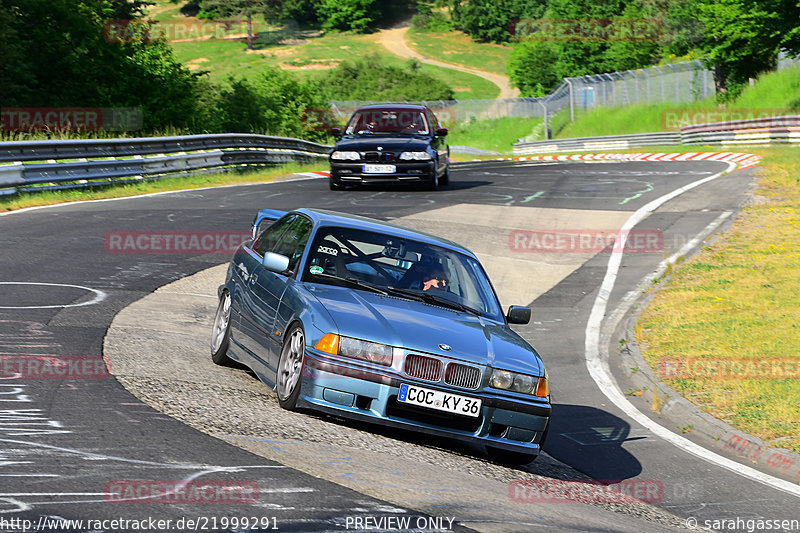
[262, 252, 290, 273]
[330, 127, 342, 136]
[506, 305, 531, 325]
[435, 127, 448, 136]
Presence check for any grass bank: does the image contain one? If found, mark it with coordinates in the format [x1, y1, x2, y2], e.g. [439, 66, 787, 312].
[170, 31, 499, 99]
[555, 65, 800, 139]
[448, 116, 543, 153]
[636, 147, 800, 454]
[405, 27, 512, 76]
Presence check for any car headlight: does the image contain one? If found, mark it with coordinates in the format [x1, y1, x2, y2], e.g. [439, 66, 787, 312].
[399, 151, 432, 160]
[331, 151, 360, 160]
[490, 368, 547, 397]
[314, 333, 397, 366]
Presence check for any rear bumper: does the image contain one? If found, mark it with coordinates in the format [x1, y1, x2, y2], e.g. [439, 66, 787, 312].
[300, 349, 551, 454]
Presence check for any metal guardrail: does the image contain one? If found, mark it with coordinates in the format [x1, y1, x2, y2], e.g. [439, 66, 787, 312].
[0, 134, 332, 195]
[514, 132, 681, 155]
[513, 116, 800, 155]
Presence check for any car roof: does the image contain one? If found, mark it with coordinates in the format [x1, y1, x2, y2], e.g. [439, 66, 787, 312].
[352, 104, 430, 113]
[293, 208, 473, 256]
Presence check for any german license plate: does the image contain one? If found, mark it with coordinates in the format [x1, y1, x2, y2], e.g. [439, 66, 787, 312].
[397, 383, 482, 418]
[363, 164, 396, 174]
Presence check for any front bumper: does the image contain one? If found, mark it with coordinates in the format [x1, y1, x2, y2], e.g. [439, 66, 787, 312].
[330, 160, 435, 184]
[300, 348, 551, 454]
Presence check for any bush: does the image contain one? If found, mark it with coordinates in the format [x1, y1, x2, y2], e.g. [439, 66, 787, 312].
[320, 54, 455, 101]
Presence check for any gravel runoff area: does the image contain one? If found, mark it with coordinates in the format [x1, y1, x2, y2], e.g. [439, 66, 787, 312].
[104, 264, 689, 532]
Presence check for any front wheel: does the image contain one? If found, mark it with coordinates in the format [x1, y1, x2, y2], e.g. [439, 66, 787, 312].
[329, 177, 343, 190]
[439, 163, 450, 186]
[426, 163, 440, 191]
[211, 291, 234, 366]
[276, 324, 305, 410]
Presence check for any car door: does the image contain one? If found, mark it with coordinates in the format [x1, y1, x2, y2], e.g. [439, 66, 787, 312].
[232, 215, 296, 374]
[256, 215, 313, 377]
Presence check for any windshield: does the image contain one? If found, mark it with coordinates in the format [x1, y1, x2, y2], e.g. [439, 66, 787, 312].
[344, 109, 430, 135]
[301, 226, 503, 320]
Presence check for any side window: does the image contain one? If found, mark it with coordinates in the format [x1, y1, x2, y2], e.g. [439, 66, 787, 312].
[254, 215, 295, 256]
[428, 109, 440, 131]
[273, 216, 313, 273]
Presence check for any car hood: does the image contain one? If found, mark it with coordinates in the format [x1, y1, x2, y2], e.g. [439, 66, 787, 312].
[334, 136, 431, 153]
[304, 284, 543, 376]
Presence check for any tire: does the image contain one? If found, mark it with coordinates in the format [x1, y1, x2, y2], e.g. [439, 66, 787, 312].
[426, 163, 439, 191]
[486, 446, 537, 466]
[276, 324, 305, 410]
[211, 291, 234, 366]
[329, 177, 343, 190]
[439, 164, 450, 186]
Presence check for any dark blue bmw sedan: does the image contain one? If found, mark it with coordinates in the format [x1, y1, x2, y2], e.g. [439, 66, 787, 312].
[328, 104, 450, 190]
[211, 208, 550, 464]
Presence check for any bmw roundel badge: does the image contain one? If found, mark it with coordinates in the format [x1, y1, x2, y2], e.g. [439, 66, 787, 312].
[439, 344, 452, 351]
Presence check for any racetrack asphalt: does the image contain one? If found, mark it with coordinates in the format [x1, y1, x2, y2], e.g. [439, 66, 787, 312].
[1, 160, 798, 531]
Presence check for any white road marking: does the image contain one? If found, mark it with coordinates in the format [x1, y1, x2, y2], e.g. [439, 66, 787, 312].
[0, 282, 107, 309]
[584, 162, 800, 498]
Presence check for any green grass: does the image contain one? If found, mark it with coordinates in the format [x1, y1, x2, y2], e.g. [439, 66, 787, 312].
[731, 64, 800, 111]
[0, 162, 322, 212]
[556, 101, 716, 138]
[406, 27, 512, 76]
[556, 66, 800, 139]
[636, 147, 800, 454]
[448, 116, 543, 153]
[170, 31, 499, 99]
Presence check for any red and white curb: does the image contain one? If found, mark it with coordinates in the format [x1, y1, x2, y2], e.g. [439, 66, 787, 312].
[483, 152, 762, 170]
[297, 170, 330, 178]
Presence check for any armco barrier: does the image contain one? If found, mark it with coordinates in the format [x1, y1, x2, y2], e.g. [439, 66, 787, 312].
[514, 132, 680, 155]
[681, 114, 800, 145]
[513, 115, 800, 155]
[0, 134, 332, 195]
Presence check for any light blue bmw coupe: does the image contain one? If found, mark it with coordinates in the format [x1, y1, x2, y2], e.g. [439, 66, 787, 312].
[211, 208, 550, 464]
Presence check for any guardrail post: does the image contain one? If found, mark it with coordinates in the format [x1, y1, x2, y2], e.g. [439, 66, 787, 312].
[566, 79, 575, 122]
[538, 100, 549, 140]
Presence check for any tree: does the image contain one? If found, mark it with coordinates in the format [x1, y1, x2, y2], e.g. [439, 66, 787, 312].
[315, 0, 378, 32]
[507, 41, 559, 96]
[507, 0, 659, 93]
[199, 0, 284, 49]
[689, 0, 800, 96]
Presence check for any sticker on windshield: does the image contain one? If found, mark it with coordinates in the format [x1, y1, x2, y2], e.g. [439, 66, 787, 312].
[309, 266, 324, 275]
[317, 246, 338, 256]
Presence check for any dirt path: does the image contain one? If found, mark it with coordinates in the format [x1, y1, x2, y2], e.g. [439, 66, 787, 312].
[377, 26, 519, 99]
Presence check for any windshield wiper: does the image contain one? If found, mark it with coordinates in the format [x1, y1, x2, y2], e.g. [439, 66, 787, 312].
[386, 286, 482, 316]
[310, 272, 388, 295]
